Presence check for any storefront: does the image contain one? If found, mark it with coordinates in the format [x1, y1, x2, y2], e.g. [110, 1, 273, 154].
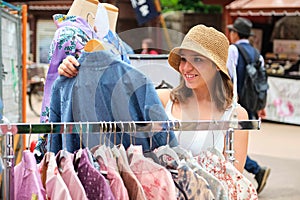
[225, 0, 300, 125]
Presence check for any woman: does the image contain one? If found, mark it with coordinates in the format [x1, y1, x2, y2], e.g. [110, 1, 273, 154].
[157, 24, 249, 173]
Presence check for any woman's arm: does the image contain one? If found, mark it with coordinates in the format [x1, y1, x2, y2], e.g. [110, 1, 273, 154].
[156, 89, 171, 108]
[232, 105, 249, 173]
[58, 55, 80, 78]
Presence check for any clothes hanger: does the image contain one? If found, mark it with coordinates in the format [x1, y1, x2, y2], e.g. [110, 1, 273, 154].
[84, 39, 105, 52]
[94, 121, 109, 168]
[155, 80, 173, 89]
[111, 121, 122, 158]
[73, 122, 83, 171]
[58, 123, 69, 172]
[143, 121, 160, 164]
[27, 123, 32, 150]
[155, 121, 180, 166]
[45, 123, 53, 164]
[83, 11, 105, 52]
[171, 120, 192, 160]
[126, 121, 136, 164]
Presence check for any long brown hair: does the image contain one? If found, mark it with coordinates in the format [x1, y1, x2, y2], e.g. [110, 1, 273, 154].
[170, 70, 233, 112]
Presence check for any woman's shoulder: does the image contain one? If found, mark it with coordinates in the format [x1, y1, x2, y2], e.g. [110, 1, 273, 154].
[236, 104, 249, 120]
[156, 89, 171, 108]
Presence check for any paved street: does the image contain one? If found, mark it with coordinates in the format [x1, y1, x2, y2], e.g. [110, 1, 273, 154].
[246, 121, 300, 199]
[26, 102, 300, 199]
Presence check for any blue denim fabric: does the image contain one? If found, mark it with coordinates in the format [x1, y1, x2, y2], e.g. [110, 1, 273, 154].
[48, 50, 177, 154]
[104, 30, 131, 64]
[244, 155, 261, 175]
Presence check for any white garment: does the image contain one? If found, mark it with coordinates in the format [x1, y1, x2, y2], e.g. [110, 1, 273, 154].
[165, 100, 234, 156]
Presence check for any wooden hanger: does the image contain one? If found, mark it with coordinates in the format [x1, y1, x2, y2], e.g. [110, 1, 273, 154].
[84, 39, 105, 52]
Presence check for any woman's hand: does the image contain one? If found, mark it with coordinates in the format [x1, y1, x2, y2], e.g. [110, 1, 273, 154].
[58, 55, 80, 78]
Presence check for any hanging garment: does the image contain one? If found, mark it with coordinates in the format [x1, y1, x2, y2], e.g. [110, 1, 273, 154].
[41, 14, 130, 123]
[173, 161, 215, 200]
[14, 150, 46, 200]
[104, 30, 131, 64]
[128, 145, 177, 200]
[40, 14, 97, 123]
[188, 159, 229, 200]
[115, 145, 147, 200]
[77, 148, 115, 200]
[96, 149, 130, 200]
[196, 150, 258, 200]
[165, 100, 235, 156]
[48, 50, 177, 153]
[55, 150, 88, 200]
[39, 152, 72, 200]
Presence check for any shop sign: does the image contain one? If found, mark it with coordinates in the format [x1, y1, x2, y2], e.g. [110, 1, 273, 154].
[265, 76, 300, 125]
[273, 39, 300, 54]
[130, 0, 160, 25]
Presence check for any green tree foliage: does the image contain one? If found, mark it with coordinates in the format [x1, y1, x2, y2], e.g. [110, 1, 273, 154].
[160, 0, 222, 14]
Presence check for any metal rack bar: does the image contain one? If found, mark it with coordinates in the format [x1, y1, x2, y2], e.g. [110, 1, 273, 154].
[1, 119, 260, 135]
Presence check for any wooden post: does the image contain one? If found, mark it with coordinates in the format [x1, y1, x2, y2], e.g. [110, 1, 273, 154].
[153, 0, 173, 50]
[22, 4, 27, 150]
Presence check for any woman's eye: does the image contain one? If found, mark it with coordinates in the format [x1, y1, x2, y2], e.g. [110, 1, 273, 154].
[194, 57, 202, 62]
[180, 57, 187, 62]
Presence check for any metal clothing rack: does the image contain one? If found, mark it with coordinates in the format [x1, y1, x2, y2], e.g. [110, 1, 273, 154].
[0, 119, 260, 200]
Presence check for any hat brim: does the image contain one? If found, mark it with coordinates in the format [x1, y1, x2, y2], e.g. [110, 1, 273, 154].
[227, 24, 237, 32]
[227, 24, 254, 36]
[168, 43, 231, 80]
[168, 40, 212, 72]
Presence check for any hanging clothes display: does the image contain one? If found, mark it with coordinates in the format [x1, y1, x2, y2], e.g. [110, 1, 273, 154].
[1, 120, 260, 200]
[48, 49, 177, 154]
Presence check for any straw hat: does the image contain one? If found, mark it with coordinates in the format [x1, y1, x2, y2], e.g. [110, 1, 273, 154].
[168, 24, 230, 79]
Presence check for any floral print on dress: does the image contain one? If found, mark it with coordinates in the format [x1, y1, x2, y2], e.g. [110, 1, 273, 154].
[196, 150, 258, 200]
[128, 145, 177, 200]
[41, 14, 95, 124]
[173, 161, 215, 200]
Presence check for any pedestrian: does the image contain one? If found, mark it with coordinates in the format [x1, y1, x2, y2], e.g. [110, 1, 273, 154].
[141, 38, 159, 55]
[226, 17, 271, 194]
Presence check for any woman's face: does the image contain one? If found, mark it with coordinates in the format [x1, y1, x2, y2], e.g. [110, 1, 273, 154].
[178, 49, 217, 90]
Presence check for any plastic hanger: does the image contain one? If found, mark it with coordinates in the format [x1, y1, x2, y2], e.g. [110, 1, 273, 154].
[143, 121, 160, 164]
[111, 121, 123, 158]
[27, 123, 32, 150]
[58, 123, 69, 170]
[155, 80, 173, 89]
[171, 120, 192, 160]
[73, 122, 84, 172]
[45, 123, 54, 164]
[84, 39, 105, 52]
[155, 121, 180, 165]
[94, 122, 109, 168]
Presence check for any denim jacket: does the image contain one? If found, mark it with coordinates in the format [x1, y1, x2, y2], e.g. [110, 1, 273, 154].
[48, 50, 177, 154]
[41, 14, 130, 123]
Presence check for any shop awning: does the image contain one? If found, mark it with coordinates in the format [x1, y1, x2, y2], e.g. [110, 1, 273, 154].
[28, 1, 72, 11]
[226, 0, 300, 16]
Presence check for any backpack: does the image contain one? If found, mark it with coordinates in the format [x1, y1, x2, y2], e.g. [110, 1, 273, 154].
[235, 44, 269, 113]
